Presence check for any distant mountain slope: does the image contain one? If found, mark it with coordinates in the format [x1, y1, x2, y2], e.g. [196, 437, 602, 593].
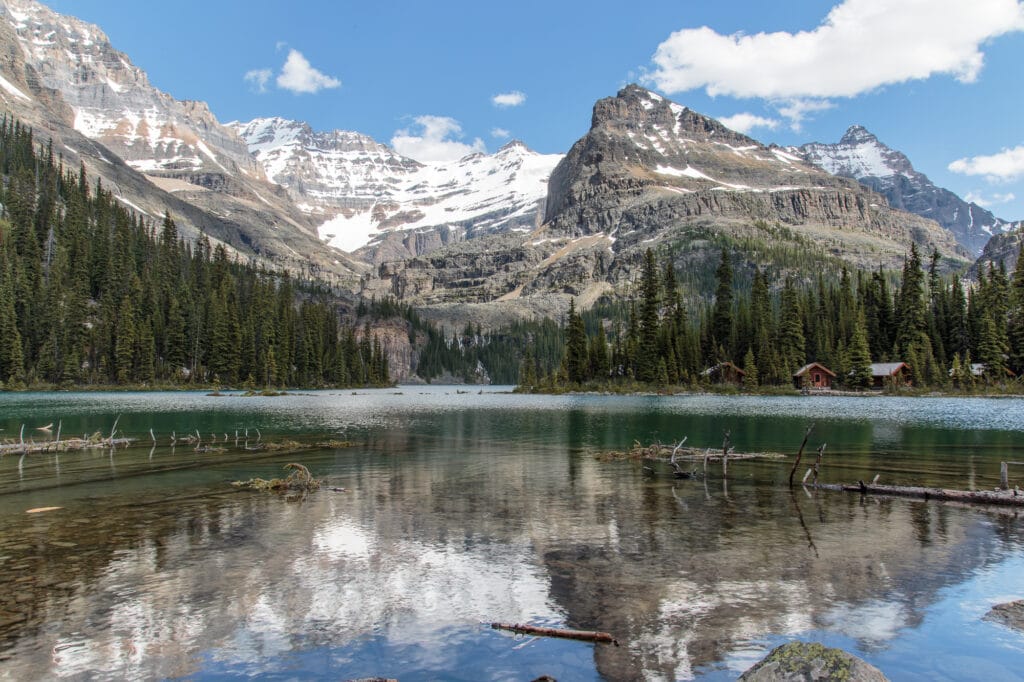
[0, 0, 362, 282]
[799, 126, 1017, 254]
[359, 85, 970, 326]
[231, 117, 562, 263]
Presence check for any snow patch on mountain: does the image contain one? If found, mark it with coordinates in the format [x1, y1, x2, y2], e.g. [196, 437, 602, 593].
[233, 118, 563, 253]
[798, 125, 1013, 254]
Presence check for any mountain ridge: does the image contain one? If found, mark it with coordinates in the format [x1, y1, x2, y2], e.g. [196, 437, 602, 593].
[231, 115, 563, 263]
[799, 125, 1017, 254]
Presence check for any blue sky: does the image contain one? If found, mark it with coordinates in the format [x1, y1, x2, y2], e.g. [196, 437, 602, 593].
[47, 0, 1024, 220]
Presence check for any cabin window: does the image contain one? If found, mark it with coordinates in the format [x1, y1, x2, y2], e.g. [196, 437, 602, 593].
[813, 373, 821, 383]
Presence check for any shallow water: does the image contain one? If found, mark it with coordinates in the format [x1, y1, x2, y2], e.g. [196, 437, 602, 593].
[0, 388, 1022, 680]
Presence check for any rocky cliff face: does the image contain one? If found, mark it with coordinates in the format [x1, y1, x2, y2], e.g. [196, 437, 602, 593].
[544, 85, 964, 264]
[972, 227, 1022, 278]
[799, 126, 1016, 254]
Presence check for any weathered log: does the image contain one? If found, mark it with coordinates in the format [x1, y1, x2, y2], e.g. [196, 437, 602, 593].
[812, 481, 1024, 506]
[491, 622, 618, 646]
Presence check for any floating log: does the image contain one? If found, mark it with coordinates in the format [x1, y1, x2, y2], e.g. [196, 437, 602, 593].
[813, 481, 1024, 507]
[0, 435, 134, 456]
[491, 622, 618, 645]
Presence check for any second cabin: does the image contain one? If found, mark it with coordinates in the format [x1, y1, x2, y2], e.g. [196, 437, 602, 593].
[793, 362, 836, 390]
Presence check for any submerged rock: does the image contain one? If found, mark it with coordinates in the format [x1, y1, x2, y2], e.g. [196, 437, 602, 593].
[985, 600, 1024, 631]
[739, 641, 888, 681]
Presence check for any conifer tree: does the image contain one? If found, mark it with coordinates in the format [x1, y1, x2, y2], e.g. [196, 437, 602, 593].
[637, 249, 661, 383]
[711, 248, 734, 357]
[742, 347, 758, 391]
[848, 312, 873, 389]
[563, 298, 588, 383]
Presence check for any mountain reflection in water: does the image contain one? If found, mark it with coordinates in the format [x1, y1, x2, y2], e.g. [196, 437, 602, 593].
[0, 389, 1021, 680]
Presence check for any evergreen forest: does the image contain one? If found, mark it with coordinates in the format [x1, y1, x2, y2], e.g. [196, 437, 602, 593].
[532, 244, 1024, 393]
[0, 120, 392, 389]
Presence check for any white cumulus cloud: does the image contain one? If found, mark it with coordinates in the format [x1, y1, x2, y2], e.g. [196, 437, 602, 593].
[276, 49, 341, 94]
[949, 146, 1024, 181]
[244, 68, 272, 94]
[646, 0, 1024, 126]
[718, 113, 780, 135]
[391, 116, 486, 164]
[491, 127, 511, 139]
[492, 91, 526, 107]
[965, 190, 1016, 207]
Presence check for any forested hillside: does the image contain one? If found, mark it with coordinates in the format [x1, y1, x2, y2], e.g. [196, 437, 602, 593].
[534, 243, 1024, 391]
[0, 119, 390, 388]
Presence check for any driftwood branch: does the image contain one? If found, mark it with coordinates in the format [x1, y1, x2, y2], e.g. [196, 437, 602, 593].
[490, 622, 618, 646]
[670, 437, 688, 477]
[722, 430, 731, 477]
[811, 443, 827, 486]
[788, 424, 814, 488]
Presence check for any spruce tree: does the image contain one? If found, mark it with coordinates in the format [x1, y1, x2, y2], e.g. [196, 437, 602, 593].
[742, 347, 758, 391]
[637, 249, 661, 383]
[563, 298, 588, 383]
[711, 247, 734, 357]
[848, 312, 873, 389]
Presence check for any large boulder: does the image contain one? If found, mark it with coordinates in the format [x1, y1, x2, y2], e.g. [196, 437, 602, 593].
[739, 641, 888, 681]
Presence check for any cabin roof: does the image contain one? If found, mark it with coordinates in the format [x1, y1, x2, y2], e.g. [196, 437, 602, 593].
[870, 362, 908, 377]
[793, 362, 836, 378]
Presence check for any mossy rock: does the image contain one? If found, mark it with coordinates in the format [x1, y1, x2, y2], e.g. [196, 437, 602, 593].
[739, 642, 888, 681]
[985, 600, 1024, 632]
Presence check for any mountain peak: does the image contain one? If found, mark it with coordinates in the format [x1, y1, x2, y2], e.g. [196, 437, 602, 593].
[498, 139, 529, 152]
[839, 125, 878, 146]
[799, 126, 1012, 254]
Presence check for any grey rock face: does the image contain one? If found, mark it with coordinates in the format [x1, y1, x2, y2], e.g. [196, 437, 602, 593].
[799, 126, 1016, 254]
[972, 227, 1022, 279]
[739, 641, 889, 681]
[544, 85, 964, 265]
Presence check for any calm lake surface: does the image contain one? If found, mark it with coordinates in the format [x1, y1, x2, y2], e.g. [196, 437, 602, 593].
[0, 388, 1022, 681]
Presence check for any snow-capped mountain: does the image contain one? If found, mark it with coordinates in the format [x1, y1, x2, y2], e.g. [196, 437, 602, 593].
[232, 116, 563, 260]
[229, 117, 422, 216]
[0, 0, 366, 281]
[799, 126, 1015, 254]
[1, 0, 258, 177]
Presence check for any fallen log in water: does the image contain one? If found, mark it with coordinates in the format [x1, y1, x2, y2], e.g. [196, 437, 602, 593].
[597, 441, 785, 463]
[0, 435, 134, 456]
[813, 481, 1024, 507]
[491, 622, 618, 646]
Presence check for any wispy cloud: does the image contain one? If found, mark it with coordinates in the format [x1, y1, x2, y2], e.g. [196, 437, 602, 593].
[646, 0, 1024, 127]
[277, 50, 341, 94]
[492, 91, 526, 108]
[491, 127, 511, 139]
[965, 190, 1016, 207]
[391, 116, 486, 164]
[244, 68, 272, 94]
[950, 146, 1024, 181]
[718, 113, 780, 135]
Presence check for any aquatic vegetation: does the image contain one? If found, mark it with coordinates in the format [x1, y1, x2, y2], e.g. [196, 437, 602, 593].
[231, 463, 322, 493]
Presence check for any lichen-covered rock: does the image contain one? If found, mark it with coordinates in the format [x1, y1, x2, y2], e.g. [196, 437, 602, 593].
[738, 641, 888, 681]
[985, 600, 1024, 632]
